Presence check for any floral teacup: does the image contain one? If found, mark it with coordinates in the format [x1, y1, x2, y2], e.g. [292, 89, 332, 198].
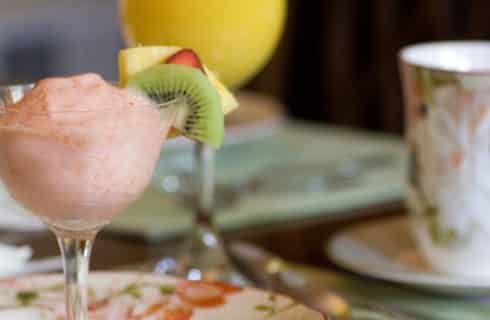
[400, 42, 490, 277]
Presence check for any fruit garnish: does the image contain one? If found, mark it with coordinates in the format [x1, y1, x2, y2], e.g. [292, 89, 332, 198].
[166, 49, 205, 74]
[119, 46, 238, 115]
[119, 46, 180, 85]
[127, 64, 224, 148]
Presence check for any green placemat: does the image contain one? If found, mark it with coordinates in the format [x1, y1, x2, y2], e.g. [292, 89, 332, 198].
[109, 122, 406, 240]
[296, 264, 490, 320]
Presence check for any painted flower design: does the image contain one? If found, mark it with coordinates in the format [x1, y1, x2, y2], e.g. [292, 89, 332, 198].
[411, 80, 490, 245]
[0, 274, 316, 320]
[0, 278, 243, 320]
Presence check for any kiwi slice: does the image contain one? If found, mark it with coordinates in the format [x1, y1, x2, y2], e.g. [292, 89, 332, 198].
[127, 64, 224, 148]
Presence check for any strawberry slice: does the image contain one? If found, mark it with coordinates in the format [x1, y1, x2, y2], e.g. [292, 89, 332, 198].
[166, 49, 205, 73]
[139, 301, 168, 318]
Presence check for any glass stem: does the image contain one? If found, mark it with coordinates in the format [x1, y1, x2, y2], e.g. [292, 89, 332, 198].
[56, 231, 96, 320]
[190, 143, 247, 285]
[194, 142, 215, 228]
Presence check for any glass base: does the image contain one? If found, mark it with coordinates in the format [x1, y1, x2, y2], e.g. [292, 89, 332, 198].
[154, 224, 250, 286]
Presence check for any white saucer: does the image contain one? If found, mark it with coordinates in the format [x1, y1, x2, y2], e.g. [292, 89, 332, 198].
[327, 216, 490, 296]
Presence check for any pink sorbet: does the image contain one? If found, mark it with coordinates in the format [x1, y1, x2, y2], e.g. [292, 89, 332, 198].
[0, 73, 173, 232]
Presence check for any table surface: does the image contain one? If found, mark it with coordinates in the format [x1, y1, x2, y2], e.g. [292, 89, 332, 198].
[7, 201, 403, 271]
[11, 203, 490, 320]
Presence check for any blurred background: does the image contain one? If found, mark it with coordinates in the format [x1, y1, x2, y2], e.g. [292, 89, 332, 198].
[3, 0, 490, 134]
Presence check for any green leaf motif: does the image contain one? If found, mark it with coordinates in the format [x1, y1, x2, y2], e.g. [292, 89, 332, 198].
[16, 290, 39, 306]
[268, 293, 277, 302]
[425, 205, 438, 218]
[423, 205, 460, 246]
[88, 287, 96, 298]
[416, 68, 435, 105]
[256, 304, 276, 315]
[429, 221, 458, 245]
[159, 284, 175, 295]
[48, 283, 64, 291]
[431, 71, 459, 87]
[415, 68, 460, 108]
[119, 283, 142, 299]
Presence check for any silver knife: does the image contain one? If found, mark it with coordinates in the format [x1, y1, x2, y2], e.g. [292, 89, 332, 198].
[229, 242, 421, 320]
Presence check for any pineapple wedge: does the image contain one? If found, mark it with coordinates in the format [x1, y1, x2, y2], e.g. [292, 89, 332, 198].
[119, 46, 238, 115]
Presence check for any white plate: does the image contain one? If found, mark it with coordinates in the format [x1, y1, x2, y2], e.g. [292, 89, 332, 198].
[327, 216, 490, 296]
[0, 272, 322, 319]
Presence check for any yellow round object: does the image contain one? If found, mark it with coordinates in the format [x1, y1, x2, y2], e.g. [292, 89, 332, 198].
[119, 0, 287, 88]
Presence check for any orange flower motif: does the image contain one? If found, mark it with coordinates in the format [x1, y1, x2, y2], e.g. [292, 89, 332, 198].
[164, 307, 193, 320]
[176, 280, 242, 308]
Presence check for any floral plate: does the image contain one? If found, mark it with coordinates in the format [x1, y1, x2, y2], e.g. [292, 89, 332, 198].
[0, 272, 323, 320]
